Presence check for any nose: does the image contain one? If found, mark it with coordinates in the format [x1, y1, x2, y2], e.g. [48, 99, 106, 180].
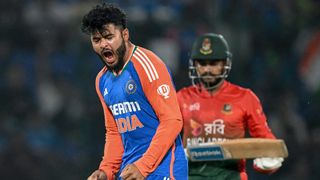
[202, 64, 212, 72]
[100, 38, 109, 49]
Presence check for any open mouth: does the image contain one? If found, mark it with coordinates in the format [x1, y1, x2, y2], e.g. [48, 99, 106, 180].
[102, 49, 115, 64]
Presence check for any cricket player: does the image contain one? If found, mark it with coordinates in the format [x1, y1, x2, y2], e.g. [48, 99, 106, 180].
[81, 3, 188, 180]
[177, 33, 284, 180]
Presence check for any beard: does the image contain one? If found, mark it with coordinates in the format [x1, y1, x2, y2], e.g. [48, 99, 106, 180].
[112, 39, 126, 73]
[199, 72, 223, 90]
[97, 39, 127, 73]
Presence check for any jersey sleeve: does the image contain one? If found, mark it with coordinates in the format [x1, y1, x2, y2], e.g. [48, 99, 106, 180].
[132, 47, 183, 177]
[95, 67, 124, 179]
[176, 89, 191, 147]
[176, 90, 186, 115]
[244, 90, 276, 139]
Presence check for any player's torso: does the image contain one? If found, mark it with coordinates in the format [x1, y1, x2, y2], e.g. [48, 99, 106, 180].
[178, 82, 248, 146]
[100, 48, 189, 178]
[101, 62, 159, 151]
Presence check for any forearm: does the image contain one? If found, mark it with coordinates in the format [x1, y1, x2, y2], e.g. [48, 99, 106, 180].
[99, 131, 124, 179]
[134, 118, 183, 177]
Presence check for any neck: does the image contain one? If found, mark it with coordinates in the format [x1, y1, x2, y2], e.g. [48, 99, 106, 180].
[204, 80, 224, 95]
[112, 41, 133, 75]
[123, 41, 134, 64]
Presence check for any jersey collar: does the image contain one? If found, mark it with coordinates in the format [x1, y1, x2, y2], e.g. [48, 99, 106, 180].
[197, 81, 228, 98]
[111, 43, 136, 76]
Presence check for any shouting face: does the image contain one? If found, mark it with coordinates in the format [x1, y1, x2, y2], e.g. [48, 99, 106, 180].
[91, 24, 129, 72]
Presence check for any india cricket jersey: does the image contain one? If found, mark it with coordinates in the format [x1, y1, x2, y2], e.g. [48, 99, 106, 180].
[177, 81, 275, 180]
[95, 45, 187, 180]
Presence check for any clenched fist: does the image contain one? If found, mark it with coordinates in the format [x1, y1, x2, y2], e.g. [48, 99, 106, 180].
[120, 164, 145, 180]
[87, 170, 107, 180]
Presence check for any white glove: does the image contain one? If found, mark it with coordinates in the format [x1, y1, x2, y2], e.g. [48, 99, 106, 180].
[254, 157, 284, 170]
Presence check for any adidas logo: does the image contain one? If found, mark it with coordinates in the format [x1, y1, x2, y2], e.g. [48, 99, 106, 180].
[104, 88, 108, 96]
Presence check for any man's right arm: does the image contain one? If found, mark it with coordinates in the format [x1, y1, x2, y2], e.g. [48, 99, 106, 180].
[95, 68, 124, 179]
[98, 107, 124, 179]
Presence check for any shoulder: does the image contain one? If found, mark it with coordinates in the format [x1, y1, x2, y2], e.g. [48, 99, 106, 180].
[136, 47, 162, 61]
[95, 66, 108, 84]
[131, 46, 170, 83]
[224, 81, 249, 94]
[225, 81, 260, 101]
[132, 46, 166, 68]
[177, 85, 196, 98]
[95, 66, 108, 95]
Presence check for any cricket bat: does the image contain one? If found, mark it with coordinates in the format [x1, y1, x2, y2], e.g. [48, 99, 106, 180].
[187, 138, 288, 161]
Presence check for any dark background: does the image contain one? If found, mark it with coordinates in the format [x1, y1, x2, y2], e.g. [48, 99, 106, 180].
[1, 0, 319, 179]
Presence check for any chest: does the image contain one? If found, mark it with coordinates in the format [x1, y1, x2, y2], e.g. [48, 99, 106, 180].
[102, 69, 139, 101]
[181, 95, 248, 142]
[183, 97, 245, 124]
[101, 67, 146, 118]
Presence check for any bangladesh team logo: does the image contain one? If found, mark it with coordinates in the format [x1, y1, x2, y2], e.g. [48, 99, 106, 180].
[200, 37, 213, 55]
[221, 104, 233, 115]
[126, 80, 137, 94]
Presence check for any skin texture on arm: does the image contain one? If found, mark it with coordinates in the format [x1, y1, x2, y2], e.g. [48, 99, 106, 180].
[96, 67, 124, 179]
[131, 47, 183, 178]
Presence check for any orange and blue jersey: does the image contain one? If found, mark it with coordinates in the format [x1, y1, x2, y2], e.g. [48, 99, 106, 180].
[95, 45, 188, 180]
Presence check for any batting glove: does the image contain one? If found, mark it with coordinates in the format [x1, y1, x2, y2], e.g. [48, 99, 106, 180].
[253, 157, 284, 174]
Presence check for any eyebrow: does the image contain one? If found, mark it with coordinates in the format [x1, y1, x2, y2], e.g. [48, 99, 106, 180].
[101, 31, 113, 37]
[91, 31, 113, 39]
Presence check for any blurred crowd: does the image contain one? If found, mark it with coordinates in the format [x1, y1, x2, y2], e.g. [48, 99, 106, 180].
[1, 0, 320, 179]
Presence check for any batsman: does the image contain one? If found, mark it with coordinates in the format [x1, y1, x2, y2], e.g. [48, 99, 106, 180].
[177, 33, 285, 180]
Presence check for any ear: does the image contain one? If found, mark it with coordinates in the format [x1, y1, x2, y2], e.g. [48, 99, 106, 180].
[122, 28, 129, 41]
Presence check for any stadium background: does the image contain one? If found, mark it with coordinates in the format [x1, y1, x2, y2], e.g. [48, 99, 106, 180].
[1, 0, 319, 179]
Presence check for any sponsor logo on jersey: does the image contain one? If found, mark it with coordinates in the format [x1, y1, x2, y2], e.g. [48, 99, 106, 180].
[221, 104, 232, 115]
[204, 119, 225, 135]
[189, 102, 200, 111]
[157, 84, 170, 99]
[190, 119, 202, 136]
[109, 101, 141, 116]
[125, 80, 137, 94]
[109, 101, 144, 133]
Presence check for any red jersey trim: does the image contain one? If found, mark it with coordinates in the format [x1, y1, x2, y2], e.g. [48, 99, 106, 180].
[170, 143, 176, 180]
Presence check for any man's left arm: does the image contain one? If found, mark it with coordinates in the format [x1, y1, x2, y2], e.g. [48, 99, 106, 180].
[245, 90, 275, 139]
[244, 90, 284, 174]
[132, 50, 183, 177]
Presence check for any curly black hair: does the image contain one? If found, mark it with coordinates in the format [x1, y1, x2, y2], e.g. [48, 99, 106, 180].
[81, 3, 127, 35]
